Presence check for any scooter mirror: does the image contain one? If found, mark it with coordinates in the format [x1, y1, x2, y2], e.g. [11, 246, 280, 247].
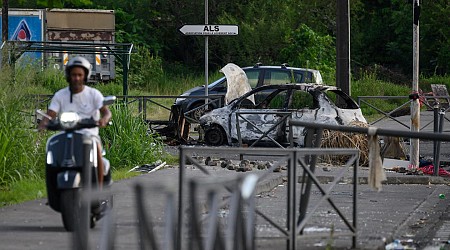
[103, 96, 116, 106]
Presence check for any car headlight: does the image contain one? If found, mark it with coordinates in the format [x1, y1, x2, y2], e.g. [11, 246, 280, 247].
[175, 92, 190, 104]
[59, 112, 80, 129]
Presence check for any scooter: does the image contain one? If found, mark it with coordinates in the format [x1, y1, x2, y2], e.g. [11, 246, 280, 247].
[38, 96, 116, 232]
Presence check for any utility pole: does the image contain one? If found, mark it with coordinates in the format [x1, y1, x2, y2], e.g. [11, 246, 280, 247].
[1, 0, 9, 67]
[410, 0, 421, 168]
[336, 0, 350, 98]
[1, 0, 7, 42]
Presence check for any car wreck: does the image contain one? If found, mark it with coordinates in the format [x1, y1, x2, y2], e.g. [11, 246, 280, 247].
[199, 83, 367, 146]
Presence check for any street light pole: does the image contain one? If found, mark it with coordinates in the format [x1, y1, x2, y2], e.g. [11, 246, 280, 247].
[410, 0, 420, 168]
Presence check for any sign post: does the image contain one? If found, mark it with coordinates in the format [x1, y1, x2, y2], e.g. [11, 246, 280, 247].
[179, 23, 238, 104]
[410, 0, 420, 168]
[179, 25, 239, 36]
[205, 0, 208, 105]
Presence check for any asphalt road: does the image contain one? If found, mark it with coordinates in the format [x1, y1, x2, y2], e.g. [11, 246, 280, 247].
[1, 160, 450, 250]
[1, 111, 450, 249]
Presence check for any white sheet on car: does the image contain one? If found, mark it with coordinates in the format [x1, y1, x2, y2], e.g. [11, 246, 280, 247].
[220, 63, 255, 105]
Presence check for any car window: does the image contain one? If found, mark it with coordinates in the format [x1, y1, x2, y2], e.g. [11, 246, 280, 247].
[263, 70, 292, 85]
[303, 72, 314, 83]
[293, 72, 304, 83]
[290, 90, 316, 109]
[245, 70, 260, 88]
[253, 89, 288, 109]
[325, 90, 359, 109]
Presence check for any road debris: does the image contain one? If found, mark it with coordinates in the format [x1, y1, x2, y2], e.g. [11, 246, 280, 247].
[128, 160, 167, 173]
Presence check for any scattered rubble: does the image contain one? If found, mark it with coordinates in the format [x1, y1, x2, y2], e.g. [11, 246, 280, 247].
[185, 156, 288, 173]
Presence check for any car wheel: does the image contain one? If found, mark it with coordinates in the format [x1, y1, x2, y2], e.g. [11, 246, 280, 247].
[205, 125, 226, 146]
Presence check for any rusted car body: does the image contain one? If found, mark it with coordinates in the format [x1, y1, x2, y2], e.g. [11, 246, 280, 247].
[199, 84, 367, 146]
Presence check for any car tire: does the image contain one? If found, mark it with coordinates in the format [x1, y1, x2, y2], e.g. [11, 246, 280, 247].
[204, 125, 227, 146]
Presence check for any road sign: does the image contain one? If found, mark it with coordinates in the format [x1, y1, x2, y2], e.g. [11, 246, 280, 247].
[179, 25, 238, 36]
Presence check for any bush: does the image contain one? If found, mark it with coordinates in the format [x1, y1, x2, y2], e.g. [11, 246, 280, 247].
[0, 69, 46, 187]
[352, 73, 410, 116]
[100, 104, 164, 170]
[280, 24, 336, 83]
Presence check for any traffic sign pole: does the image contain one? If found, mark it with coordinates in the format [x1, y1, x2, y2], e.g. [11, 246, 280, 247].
[205, 0, 209, 105]
[178, 13, 238, 107]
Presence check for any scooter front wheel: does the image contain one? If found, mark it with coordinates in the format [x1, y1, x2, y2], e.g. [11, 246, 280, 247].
[60, 189, 80, 232]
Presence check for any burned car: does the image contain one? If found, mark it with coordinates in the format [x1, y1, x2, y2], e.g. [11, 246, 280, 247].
[199, 84, 367, 146]
[174, 64, 323, 121]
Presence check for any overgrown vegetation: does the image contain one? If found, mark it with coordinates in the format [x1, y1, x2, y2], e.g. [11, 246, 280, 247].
[0, 66, 46, 188]
[9, 0, 450, 77]
[100, 104, 164, 169]
[0, 65, 166, 206]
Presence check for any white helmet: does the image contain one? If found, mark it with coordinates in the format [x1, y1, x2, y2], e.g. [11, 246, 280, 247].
[65, 56, 92, 82]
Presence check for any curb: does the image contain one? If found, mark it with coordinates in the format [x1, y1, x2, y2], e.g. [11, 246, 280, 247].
[298, 175, 450, 185]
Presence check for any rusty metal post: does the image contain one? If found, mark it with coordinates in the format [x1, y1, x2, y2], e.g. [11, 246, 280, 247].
[434, 109, 445, 176]
[410, 0, 421, 168]
[177, 147, 185, 250]
[286, 151, 297, 250]
[433, 106, 439, 172]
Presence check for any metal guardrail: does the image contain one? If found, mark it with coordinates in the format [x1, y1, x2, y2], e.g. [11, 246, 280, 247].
[135, 183, 177, 250]
[30, 93, 222, 123]
[179, 146, 359, 250]
[187, 175, 258, 250]
[357, 95, 450, 130]
[31, 94, 224, 142]
[290, 120, 450, 176]
[70, 144, 360, 249]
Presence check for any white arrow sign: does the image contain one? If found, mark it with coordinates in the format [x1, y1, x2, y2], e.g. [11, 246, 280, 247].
[179, 25, 239, 36]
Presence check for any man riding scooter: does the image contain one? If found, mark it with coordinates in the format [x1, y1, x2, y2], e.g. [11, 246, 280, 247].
[38, 56, 112, 187]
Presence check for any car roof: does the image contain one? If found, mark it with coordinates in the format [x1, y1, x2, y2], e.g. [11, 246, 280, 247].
[241, 65, 321, 74]
[247, 83, 338, 92]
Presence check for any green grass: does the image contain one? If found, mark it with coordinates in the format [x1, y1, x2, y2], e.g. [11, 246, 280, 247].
[0, 179, 46, 206]
[352, 74, 412, 117]
[0, 168, 144, 207]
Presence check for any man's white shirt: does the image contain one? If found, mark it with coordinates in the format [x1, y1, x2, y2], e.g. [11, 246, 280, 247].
[48, 86, 104, 136]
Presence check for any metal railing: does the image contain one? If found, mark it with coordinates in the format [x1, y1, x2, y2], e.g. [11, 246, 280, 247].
[290, 120, 450, 176]
[357, 95, 450, 130]
[179, 146, 360, 250]
[30, 93, 222, 127]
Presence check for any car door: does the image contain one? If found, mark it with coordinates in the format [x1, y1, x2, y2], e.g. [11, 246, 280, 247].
[229, 88, 289, 144]
[289, 89, 320, 145]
